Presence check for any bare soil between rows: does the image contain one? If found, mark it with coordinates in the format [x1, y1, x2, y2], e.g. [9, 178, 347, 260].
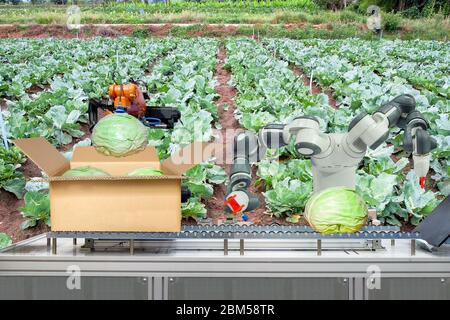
[207, 45, 296, 226]
[0, 23, 342, 39]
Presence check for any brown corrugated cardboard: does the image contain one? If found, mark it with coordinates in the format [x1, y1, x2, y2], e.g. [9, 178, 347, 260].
[161, 141, 210, 175]
[49, 179, 181, 232]
[13, 138, 219, 232]
[13, 138, 70, 176]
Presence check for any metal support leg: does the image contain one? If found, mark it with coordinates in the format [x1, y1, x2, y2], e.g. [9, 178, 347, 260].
[317, 239, 322, 256]
[81, 238, 94, 252]
[73, 238, 77, 245]
[391, 239, 395, 246]
[240, 239, 244, 256]
[370, 240, 382, 251]
[46, 237, 51, 248]
[224, 239, 228, 256]
[152, 277, 168, 300]
[411, 239, 416, 256]
[130, 239, 135, 255]
[51, 238, 57, 255]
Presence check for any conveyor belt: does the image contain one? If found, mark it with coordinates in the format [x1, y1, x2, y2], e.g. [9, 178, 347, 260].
[47, 224, 420, 240]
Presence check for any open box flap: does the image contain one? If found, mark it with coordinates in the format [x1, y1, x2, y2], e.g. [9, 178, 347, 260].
[13, 138, 70, 177]
[161, 142, 220, 175]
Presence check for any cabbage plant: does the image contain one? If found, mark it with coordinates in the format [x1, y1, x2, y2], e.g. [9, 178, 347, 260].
[127, 168, 163, 176]
[63, 166, 111, 177]
[92, 113, 149, 157]
[304, 187, 368, 234]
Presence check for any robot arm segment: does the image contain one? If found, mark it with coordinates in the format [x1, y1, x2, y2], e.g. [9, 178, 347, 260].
[283, 117, 331, 157]
[225, 116, 331, 214]
[225, 132, 262, 215]
[346, 94, 437, 187]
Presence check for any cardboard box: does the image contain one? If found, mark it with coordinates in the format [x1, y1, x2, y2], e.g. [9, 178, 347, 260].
[13, 137, 217, 232]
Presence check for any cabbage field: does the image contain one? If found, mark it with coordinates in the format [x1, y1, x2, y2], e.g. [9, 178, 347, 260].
[0, 37, 448, 238]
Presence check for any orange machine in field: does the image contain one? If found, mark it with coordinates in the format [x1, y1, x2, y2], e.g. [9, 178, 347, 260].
[88, 83, 180, 130]
[108, 83, 147, 118]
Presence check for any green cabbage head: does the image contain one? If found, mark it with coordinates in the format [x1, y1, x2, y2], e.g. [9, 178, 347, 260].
[304, 187, 368, 234]
[92, 113, 148, 157]
[127, 168, 164, 177]
[63, 166, 111, 177]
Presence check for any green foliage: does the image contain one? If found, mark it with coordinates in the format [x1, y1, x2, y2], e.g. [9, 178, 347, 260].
[0, 146, 26, 198]
[356, 172, 400, 224]
[383, 13, 402, 31]
[338, 9, 364, 23]
[400, 172, 439, 225]
[183, 162, 227, 199]
[0, 233, 12, 249]
[314, 0, 346, 10]
[18, 191, 50, 229]
[400, 6, 423, 19]
[264, 177, 312, 217]
[257, 159, 313, 218]
[181, 162, 227, 219]
[131, 28, 149, 38]
[181, 197, 207, 220]
[0, 146, 25, 166]
[257, 159, 312, 189]
[225, 38, 331, 132]
[362, 145, 408, 176]
[0, 162, 25, 199]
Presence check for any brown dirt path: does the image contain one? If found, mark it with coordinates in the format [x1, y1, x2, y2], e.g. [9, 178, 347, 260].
[0, 23, 345, 39]
[206, 44, 240, 222]
[0, 24, 239, 39]
[206, 44, 284, 225]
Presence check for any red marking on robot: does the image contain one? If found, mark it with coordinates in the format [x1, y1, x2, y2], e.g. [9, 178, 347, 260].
[419, 176, 426, 189]
[225, 194, 245, 214]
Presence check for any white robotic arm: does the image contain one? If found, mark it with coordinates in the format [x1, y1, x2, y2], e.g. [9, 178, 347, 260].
[225, 118, 329, 215]
[225, 95, 437, 215]
[263, 116, 331, 157]
[345, 94, 437, 186]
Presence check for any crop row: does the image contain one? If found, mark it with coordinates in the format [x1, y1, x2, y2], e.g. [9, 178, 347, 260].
[0, 37, 448, 229]
[141, 38, 227, 219]
[0, 38, 121, 97]
[301, 38, 449, 99]
[224, 38, 332, 132]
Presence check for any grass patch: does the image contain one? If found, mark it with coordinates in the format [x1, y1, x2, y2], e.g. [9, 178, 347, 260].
[0, 3, 448, 40]
[131, 28, 150, 38]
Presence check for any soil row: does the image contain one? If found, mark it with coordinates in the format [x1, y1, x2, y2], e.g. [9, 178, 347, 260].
[206, 44, 290, 225]
[0, 23, 340, 39]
